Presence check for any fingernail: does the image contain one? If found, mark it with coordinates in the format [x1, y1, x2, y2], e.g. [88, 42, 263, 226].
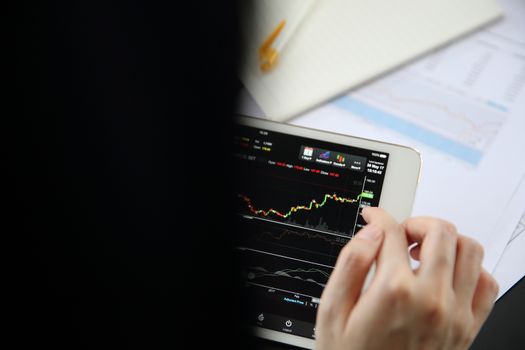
[357, 225, 383, 241]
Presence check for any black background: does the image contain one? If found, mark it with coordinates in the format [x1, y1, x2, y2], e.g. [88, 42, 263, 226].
[13, 1, 251, 349]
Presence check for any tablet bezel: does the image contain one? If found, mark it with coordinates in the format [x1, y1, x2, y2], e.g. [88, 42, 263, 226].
[236, 115, 421, 348]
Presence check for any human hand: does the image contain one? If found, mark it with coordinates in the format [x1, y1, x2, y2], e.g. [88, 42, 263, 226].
[316, 207, 498, 350]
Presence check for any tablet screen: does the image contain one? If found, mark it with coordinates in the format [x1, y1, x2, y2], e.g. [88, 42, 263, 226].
[234, 123, 389, 341]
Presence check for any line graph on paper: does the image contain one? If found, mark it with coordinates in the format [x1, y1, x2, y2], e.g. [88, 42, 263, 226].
[361, 79, 506, 149]
[337, 72, 508, 165]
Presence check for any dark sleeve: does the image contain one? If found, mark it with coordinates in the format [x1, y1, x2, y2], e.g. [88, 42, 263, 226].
[15, 1, 248, 348]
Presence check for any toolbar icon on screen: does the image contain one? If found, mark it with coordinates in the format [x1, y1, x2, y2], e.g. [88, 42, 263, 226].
[319, 151, 331, 160]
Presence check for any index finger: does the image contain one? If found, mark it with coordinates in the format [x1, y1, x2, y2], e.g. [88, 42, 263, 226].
[318, 224, 384, 328]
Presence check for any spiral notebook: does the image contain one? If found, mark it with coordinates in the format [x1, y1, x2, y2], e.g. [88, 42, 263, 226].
[240, 0, 502, 121]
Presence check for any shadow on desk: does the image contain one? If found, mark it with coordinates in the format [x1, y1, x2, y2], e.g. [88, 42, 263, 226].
[253, 277, 524, 350]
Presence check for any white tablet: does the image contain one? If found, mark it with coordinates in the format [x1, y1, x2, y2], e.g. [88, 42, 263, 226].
[233, 116, 421, 349]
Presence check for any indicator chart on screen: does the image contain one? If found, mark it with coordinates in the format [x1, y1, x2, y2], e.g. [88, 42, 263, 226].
[237, 214, 349, 266]
[239, 248, 333, 298]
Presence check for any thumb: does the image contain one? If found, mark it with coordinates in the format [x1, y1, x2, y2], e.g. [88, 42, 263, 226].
[317, 225, 384, 327]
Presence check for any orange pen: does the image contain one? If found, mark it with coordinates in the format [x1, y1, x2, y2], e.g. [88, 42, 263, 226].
[258, 0, 315, 72]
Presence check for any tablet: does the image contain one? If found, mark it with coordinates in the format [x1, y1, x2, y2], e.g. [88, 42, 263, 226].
[233, 116, 421, 349]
